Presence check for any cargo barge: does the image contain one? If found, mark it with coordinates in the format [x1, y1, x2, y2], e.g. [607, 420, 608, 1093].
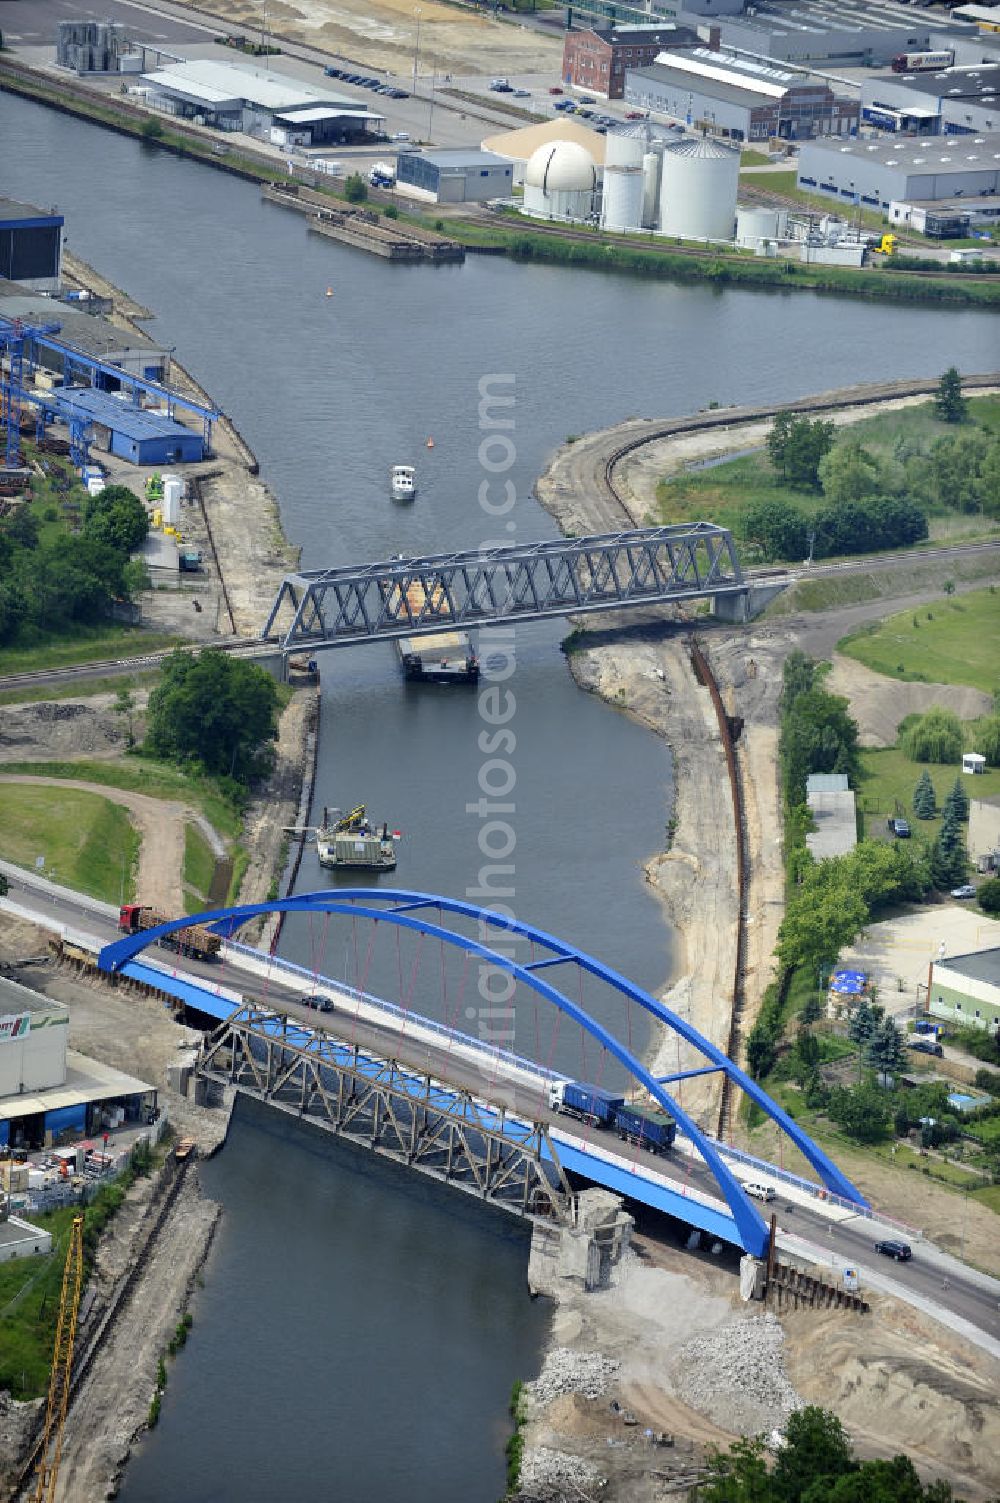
[316, 805, 397, 870]
[396, 631, 479, 684]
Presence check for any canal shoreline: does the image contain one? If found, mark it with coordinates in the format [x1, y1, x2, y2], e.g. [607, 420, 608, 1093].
[532, 376, 998, 1120]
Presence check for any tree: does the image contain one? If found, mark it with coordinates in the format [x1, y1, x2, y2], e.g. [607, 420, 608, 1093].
[781, 685, 860, 807]
[800, 993, 823, 1026]
[141, 117, 164, 140]
[913, 769, 937, 819]
[978, 877, 1000, 915]
[942, 775, 970, 823]
[773, 1408, 855, 1502]
[848, 997, 882, 1052]
[971, 715, 1000, 768]
[931, 805, 968, 890]
[828, 1081, 892, 1142]
[866, 1015, 906, 1083]
[113, 682, 138, 748]
[767, 412, 836, 490]
[0, 872, 7, 899]
[778, 883, 867, 977]
[344, 172, 368, 203]
[738, 498, 808, 563]
[84, 484, 149, 555]
[817, 440, 885, 505]
[144, 649, 280, 784]
[900, 707, 963, 764]
[926, 431, 988, 511]
[980, 438, 1000, 519]
[934, 366, 967, 424]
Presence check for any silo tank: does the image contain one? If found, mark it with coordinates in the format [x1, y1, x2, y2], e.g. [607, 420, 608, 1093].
[601, 131, 645, 232]
[659, 137, 740, 242]
[161, 474, 182, 528]
[641, 149, 662, 230]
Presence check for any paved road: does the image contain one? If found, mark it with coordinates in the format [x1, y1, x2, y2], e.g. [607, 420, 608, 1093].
[4, 863, 999, 1347]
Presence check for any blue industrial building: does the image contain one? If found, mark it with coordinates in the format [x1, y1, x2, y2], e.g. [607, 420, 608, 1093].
[396, 149, 513, 204]
[52, 387, 205, 465]
[0, 198, 64, 292]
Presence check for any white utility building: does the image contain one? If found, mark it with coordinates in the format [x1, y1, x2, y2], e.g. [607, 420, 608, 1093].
[523, 141, 599, 222]
[659, 136, 740, 240]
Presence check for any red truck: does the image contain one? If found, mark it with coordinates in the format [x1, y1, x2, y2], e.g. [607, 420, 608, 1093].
[118, 905, 221, 962]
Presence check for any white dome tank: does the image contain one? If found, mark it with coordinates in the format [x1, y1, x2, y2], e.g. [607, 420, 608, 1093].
[659, 136, 739, 241]
[601, 130, 645, 232]
[523, 139, 597, 221]
[641, 147, 662, 230]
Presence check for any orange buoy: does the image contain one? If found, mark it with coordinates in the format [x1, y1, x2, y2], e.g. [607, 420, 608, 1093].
[325, 287, 333, 297]
[426, 436, 435, 449]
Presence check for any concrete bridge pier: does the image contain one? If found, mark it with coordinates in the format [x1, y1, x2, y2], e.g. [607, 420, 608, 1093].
[528, 1188, 633, 1297]
[711, 581, 788, 624]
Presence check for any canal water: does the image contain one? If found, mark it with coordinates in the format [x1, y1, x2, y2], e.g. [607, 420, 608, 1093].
[3, 90, 997, 1499]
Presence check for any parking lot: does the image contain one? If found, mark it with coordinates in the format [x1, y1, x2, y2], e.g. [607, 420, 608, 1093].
[842, 905, 1000, 1021]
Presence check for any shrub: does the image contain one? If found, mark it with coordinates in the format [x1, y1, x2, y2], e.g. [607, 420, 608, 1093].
[978, 877, 1000, 916]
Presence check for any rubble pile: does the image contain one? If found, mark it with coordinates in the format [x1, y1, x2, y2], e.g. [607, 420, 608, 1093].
[516, 1446, 606, 1499]
[675, 1314, 801, 1432]
[528, 1348, 622, 1405]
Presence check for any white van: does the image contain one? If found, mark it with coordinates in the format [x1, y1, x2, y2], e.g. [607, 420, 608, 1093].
[392, 131, 411, 142]
[745, 1182, 776, 1202]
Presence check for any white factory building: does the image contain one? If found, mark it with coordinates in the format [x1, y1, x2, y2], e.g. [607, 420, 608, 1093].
[139, 58, 383, 144]
[798, 132, 1000, 213]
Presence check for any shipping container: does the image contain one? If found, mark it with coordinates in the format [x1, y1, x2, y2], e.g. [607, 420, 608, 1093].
[613, 1103, 676, 1154]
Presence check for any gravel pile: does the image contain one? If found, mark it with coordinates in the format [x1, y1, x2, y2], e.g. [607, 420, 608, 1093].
[674, 1314, 801, 1433]
[516, 1446, 605, 1499]
[528, 1348, 621, 1406]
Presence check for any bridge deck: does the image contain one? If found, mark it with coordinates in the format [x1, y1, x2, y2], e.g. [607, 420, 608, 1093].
[263, 524, 744, 652]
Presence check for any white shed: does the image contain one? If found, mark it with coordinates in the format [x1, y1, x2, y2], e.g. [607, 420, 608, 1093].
[963, 752, 986, 775]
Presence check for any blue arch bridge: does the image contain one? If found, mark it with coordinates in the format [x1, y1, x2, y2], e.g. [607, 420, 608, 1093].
[98, 891, 867, 1259]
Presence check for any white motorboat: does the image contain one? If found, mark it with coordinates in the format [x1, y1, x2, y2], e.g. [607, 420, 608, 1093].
[391, 464, 416, 501]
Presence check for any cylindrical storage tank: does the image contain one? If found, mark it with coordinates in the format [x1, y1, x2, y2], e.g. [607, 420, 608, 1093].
[659, 137, 740, 241]
[641, 148, 662, 230]
[600, 130, 645, 232]
[161, 474, 182, 528]
[735, 204, 779, 247]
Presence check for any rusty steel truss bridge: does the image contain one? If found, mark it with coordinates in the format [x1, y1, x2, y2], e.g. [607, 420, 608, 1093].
[263, 524, 746, 653]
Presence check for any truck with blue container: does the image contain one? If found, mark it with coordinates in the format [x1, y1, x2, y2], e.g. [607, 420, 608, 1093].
[612, 1103, 676, 1155]
[547, 1080, 624, 1128]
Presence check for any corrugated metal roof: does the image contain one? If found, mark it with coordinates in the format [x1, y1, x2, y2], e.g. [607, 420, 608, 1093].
[663, 135, 741, 161]
[142, 59, 355, 114]
[52, 387, 197, 442]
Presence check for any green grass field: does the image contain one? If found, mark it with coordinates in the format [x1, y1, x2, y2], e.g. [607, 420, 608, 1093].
[0, 1207, 80, 1399]
[839, 589, 1000, 694]
[658, 396, 1000, 554]
[183, 821, 218, 914]
[0, 759, 243, 842]
[0, 670, 160, 709]
[0, 784, 139, 902]
[0, 628, 182, 677]
[857, 747, 1000, 842]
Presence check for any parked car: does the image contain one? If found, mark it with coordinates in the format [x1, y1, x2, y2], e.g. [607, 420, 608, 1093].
[625, 109, 644, 119]
[951, 884, 977, 899]
[875, 1239, 912, 1261]
[302, 993, 333, 1013]
[390, 88, 409, 98]
[907, 1038, 943, 1057]
[579, 95, 596, 105]
[888, 817, 911, 838]
[549, 86, 563, 94]
[514, 88, 531, 98]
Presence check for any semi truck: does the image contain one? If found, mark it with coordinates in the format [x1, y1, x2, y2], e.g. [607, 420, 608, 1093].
[118, 904, 222, 962]
[613, 1103, 677, 1155]
[891, 50, 953, 72]
[547, 1080, 625, 1128]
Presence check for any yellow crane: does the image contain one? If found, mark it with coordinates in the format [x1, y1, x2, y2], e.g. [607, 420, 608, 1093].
[32, 1214, 84, 1503]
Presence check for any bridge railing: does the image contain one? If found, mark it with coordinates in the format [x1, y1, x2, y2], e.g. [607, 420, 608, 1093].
[220, 939, 566, 1084]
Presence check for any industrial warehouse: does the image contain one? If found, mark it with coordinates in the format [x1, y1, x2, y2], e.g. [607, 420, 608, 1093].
[797, 132, 1000, 218]
[624, 48, 859, 142]
[138, 58, 384, 145]
[862, 63, 1000, 136]
[0, 198, 64, 294]
[395, 149, 513, 204]
[677, 0, 984, 67]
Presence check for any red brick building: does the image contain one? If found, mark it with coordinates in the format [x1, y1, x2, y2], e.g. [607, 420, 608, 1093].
[561, 23, 700, 100]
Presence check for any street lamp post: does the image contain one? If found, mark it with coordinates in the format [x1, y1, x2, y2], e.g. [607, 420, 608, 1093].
[428, 71, 435, 143]
[412, 8, 421, 94]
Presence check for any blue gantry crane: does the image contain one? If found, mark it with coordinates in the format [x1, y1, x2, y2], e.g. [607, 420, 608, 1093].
[0, 315, 62, 471]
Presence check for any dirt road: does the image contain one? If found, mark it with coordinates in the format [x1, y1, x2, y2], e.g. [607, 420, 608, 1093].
[0, 775, 225, 915]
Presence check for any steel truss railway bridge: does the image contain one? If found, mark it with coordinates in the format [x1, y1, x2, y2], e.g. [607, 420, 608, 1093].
[262, 524, 752, 654]
[98, 891, 866, 1257]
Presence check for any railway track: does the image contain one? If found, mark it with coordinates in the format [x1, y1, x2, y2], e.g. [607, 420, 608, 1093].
[0, 635, 269, 694]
